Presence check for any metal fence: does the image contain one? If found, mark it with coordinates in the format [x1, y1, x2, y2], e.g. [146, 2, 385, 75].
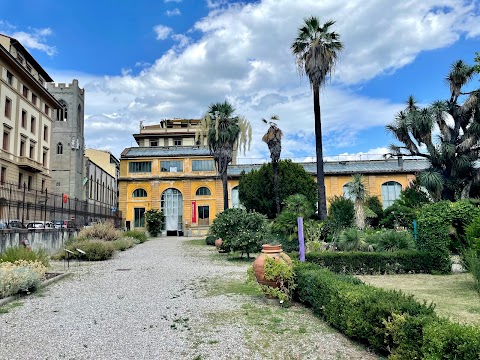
[0, 181, 121, 228]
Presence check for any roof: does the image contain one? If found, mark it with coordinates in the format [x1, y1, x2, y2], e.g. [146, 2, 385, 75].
[121, 146, 211, 158]
[227, 159, 430, 176]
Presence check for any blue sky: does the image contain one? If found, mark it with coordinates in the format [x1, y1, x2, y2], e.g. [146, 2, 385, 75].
[1, 0, 479, 162]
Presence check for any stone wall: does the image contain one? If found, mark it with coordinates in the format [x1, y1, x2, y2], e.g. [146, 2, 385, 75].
[0, 229, 78, 254]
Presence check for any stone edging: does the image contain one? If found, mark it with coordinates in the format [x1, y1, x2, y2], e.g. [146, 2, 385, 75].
[0, 272, 71, 307]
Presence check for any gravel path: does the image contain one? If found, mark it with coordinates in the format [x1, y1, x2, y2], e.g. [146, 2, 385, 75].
[0, 237, 378, 360]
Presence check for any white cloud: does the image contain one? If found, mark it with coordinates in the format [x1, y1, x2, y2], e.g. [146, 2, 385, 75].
[0, 21, 57, 56]
[46, 0, 480, 159]
[166, 8, 181, 16]
[153, 25, 172, 40]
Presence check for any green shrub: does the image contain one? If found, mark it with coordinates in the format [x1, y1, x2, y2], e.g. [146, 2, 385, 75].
[365, 196, 383, 227]
[294, 262, 436, 354]
[463, 249, 480, 293]
[78, 221, 122, 241]
[55, 240, 115, 261]
[210, 208, 268, 254]
[145, 209, 164, 237]
[258, 256, 296, 303]
[422, 319, 480, 359]
[112, 238, 134, 251]
[0, 246, 49, 267]
[380, 203, 416, 230]
[205, 235, 216, 246]
[365, 229, 415, 252]
[337, 228, 367, 251]
[327, 196, 354, 236]
[306, 250, 444, 274]
[124, 230, 147, 244]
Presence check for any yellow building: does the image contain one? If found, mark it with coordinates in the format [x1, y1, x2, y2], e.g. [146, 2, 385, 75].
[119, 119, 429, 235]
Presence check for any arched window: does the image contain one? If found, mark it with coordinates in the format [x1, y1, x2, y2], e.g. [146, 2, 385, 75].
[57, 143, 63, 155]
[342, 183, 355, 201]
[231, 186, 240, 208]
[57, 100, 67, 121]
[381, 181, 402, 208]
[132, 189, 147, 198]
[196, 187, 211, 196]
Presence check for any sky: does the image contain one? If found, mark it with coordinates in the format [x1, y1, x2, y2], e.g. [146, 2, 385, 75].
[1, 0, 479, 163]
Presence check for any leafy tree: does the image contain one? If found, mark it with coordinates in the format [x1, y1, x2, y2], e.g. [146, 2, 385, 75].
[195, 101, 252, 210]
[365, 196, 383, 227]
[144, 209, 164, 237]
[346, 174, 367, 229]
[386, 60, 480, 200]
[397, 179, 431, 209]
[327, 196, 354, 238]
[262, 115, 283, 216]
[292, 16, 343, 220]
[238, 160, 317, 219]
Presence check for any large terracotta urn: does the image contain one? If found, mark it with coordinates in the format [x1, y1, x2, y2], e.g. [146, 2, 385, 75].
[215, 238, 226, 253]
[253, 244, 292, 287]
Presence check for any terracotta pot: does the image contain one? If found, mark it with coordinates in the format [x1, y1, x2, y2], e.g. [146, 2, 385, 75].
[215, 238, 227, 253]
[253, 244, 292, 288]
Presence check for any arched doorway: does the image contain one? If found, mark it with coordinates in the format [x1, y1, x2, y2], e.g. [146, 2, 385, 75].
[161, 188, 183, 235]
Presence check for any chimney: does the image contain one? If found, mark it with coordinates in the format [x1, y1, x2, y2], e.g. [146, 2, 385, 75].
[398, 155, 404, 169]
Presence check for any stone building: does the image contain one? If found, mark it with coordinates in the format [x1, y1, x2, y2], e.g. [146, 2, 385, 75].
[46, 80, 85, 200]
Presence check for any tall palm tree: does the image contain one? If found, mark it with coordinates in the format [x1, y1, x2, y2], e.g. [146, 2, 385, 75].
[386, 60, 480, 200]
[196, 101, 252, 210]
[262, 115, 283, 216]
[346, 174, 367, 230]
[292, 17, 343, 220]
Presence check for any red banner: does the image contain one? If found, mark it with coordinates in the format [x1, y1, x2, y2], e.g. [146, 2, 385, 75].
[191, 201, 197, 223]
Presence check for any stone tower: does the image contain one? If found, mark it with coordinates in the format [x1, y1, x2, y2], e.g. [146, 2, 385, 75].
[46, 79, 85, 200]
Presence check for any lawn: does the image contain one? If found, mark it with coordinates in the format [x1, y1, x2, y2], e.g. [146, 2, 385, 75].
[357, 273, 480, 325]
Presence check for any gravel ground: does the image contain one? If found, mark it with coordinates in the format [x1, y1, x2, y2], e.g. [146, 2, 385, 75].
[0, 237, 378, 360]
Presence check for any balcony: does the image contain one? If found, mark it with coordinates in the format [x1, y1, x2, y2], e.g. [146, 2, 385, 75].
[18, 156, 43, 173]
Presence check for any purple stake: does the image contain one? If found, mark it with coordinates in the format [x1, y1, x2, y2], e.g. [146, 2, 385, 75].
[298, 217, 305, 262]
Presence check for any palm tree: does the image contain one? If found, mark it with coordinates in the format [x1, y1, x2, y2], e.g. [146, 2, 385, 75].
[386, 60, 480, 200]
[291, 17, 343, 220]
[262, 115, 283, 216]
[196, 101, 252, 210]
[346, 174, 367, 230]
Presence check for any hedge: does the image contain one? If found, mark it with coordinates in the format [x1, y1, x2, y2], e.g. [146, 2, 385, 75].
[294, 262, 480, 359]
[305, 250, 446, 275]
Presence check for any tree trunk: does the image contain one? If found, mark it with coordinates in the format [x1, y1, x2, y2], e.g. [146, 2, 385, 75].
[221, 170, 229, 210]
[354, 200, 365, 230]
[273, 160, 280, 216]
[313, 87, 328, 221]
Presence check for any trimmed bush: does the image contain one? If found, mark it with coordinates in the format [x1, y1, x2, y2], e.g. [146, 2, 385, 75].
[294, 262, 435, 354]
[55, 240, 115, 261]
[145, 209, 164, 237]
[205, 235, 216, 246]
[0, 246, 49, 267]
[112, 238, 135, 251]
[306, 250, 444, 275]
[124, 230, 147, 244]
[422, 319, 480, 359]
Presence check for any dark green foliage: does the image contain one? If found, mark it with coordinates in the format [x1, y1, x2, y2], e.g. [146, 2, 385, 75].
[337, 228, 367, 251]
[463, 249, 480, 293]
[366, 229, 415, 252]
[397, 179, 431, 209]
[365, 196, 383, 227]
[306, 250, 444, 274]
[145, 209, 164, 237]
[0, 246, 49, 267]
[294, 262, 436, 354]
[209, 208, 268, 255]
[380, 203, 416, 230]
[422, 319, 480, 359]
[205, 235, 216, 246]
[56, 240, 115, 261]
[124, 230, 147, 243]
[416, 201, 480, 268]
[327, 196, 354, 234]
[238, 160, 317, 219]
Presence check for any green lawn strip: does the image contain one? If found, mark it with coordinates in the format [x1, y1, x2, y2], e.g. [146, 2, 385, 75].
[0, 301, 23, 314]
[357, 273, 480, 325]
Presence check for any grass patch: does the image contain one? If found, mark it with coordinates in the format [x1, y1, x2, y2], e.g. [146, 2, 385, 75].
[358, 273, 480, 325]
[205, 277, 263, 298]
[0, 301, 23, 314]
[183, 239, 206, 247]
